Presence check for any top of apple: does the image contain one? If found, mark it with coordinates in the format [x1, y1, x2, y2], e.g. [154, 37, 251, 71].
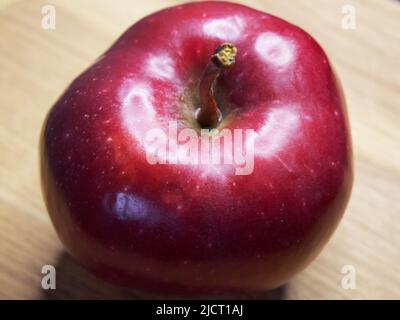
[44, 0, 351, 183]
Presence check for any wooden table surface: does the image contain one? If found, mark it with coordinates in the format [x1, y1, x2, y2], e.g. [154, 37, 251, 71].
[0, 0, 399, 299]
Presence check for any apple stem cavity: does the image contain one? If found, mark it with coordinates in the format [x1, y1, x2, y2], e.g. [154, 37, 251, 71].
[195, 43, 237, 129]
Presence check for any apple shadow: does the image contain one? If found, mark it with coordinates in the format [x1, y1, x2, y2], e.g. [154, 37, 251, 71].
[41, 251, 287, 300]
[40, 252, 141, 299]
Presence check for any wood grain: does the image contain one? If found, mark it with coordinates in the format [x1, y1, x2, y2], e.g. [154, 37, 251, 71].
[0, 0, 399, 299]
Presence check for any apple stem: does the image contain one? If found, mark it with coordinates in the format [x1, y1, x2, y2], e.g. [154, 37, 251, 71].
[196, 43, 237, 128]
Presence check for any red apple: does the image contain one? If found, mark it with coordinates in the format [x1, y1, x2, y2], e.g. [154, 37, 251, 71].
[40, 1, 353, 297]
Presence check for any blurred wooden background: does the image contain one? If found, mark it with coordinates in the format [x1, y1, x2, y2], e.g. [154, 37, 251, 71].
[0, 0, 399, 299]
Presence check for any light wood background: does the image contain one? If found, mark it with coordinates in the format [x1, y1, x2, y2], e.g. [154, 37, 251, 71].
[0, 0, 399, 299]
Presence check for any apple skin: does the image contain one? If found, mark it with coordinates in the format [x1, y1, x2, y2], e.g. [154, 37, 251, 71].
[40, 1, 353, 297]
